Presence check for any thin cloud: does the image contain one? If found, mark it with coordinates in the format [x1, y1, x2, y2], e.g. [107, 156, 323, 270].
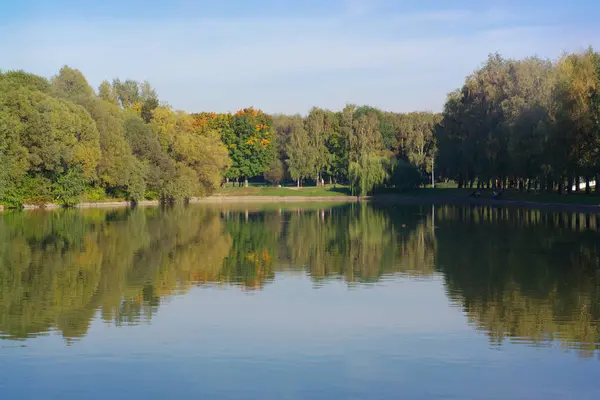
[1, 7, 598, 114]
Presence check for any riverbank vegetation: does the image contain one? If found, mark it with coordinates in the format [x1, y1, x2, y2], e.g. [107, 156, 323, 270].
[0, 68, 231, 208]
[436, 49, 600, 194]
[3, 47, 600, 207]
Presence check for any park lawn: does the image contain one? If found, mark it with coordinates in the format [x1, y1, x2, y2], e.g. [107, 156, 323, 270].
[215, 185, 352, 197]
[215, 183, 600, 207]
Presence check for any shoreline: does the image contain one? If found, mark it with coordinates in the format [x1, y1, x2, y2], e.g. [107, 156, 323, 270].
[2, 194, 600, 213]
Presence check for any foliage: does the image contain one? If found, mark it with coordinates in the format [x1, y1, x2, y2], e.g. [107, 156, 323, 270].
[52, 168, 88, 207]
[390, 159, 424, 190]
[286, 118, 315, 186]
[264, 159, 285, 185]
[0, 66, 231, 207]
[348, 111, 388, 196]
[436, 49, 600, 193]
[5, 47, 600, 205]
[218, 108, 275, 184]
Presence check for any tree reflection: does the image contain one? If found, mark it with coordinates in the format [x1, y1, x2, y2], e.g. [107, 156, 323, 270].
[1, 203, 600, 358]
[435, 205, 600, 357]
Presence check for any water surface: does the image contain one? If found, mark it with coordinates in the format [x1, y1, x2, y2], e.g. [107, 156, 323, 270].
[1, 203, 599, 399]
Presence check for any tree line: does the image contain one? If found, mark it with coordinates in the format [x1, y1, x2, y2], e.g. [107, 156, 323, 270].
[4, 47, 600, 207]
[193, 105, 440, 195]
[0, 65, 441, 207]
[264, 107, 439, 195]
[437, 48, 600, 193]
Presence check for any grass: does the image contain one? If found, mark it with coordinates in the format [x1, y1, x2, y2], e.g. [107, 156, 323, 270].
[215, 184, 352, 197]
[198, 201, 353, 212]
[215, 181, 600, 207]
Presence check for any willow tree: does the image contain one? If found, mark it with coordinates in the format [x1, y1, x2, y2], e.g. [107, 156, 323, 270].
[348, 110, 388, 197]
[305, 107, 334, 185]
[286, 118, 314, 187]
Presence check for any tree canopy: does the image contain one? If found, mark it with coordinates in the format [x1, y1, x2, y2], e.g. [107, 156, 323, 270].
[0, 66, 232, 207]
[4, 47, 600, 206]
[436, 49, 600, 193]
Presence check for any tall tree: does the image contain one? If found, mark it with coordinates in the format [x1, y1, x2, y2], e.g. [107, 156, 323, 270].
[286, 118, 314, 187]
[220, 108, 275, 187]
[305, 107, 333, 185]
[348, 110, 388, 197]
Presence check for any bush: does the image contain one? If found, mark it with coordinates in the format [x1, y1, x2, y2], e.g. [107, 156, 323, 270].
[52, 168, 88, 207]
[81, 186, 108, 202]
[22, 175, 53, 206]
[390, 159, 425, 190]
[1, 183, 24, 209]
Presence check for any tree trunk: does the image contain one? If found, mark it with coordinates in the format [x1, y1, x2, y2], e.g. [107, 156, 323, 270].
[558, 180, 563, 195]
[244, 178, 248, 188]
[297, 179, 300, 188]
[575, 176, 581, 192]
[586, 177, 591, 194]
[567, 176, 573, 194]
[596, 174, 600, 194]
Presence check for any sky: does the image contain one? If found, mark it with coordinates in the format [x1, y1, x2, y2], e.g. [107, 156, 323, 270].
[1, 0, 600, 114]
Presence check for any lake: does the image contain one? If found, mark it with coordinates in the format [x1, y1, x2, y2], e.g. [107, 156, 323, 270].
[1, 203, 599, 399]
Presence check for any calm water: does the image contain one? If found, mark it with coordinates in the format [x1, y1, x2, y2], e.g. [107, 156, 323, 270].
[1, 203, 600, 399]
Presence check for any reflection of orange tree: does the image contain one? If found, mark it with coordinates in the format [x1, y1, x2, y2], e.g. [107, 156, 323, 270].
[221, 212, 279, 290]
[5, 203, 600, 354]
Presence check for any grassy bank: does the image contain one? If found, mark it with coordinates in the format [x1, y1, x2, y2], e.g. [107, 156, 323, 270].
[4, 186, 600, 212]
[215, 185, 352, 197]
[214, 184, 600, 212]
[217, 183, 600, 206]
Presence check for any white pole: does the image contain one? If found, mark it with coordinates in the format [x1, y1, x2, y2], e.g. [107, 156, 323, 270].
[432, 158, 435, 189]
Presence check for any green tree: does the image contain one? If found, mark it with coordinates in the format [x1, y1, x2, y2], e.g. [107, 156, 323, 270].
[221, 108, 275, 187]
[264, 159, 285, 185]
[98, 80, 119, 105]
[305, 107, 334, 185]
[52, 65, 94, 100]
[348, 110, 388, 197]
[286, 118, 314, 187]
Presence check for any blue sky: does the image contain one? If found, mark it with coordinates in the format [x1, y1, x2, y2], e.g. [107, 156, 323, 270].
[1, 0, 599, 113]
